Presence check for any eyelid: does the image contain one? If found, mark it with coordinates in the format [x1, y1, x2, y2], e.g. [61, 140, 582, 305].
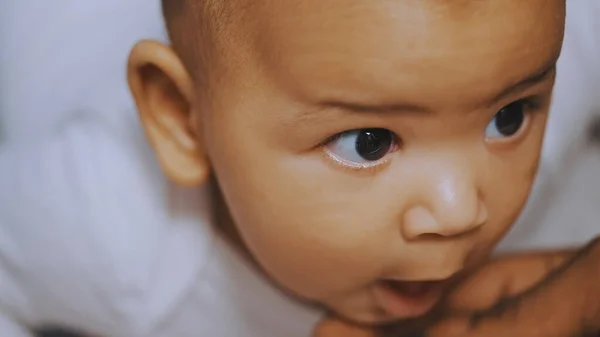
[493, 84, 551, 113]
[320, 146, 394, 176]
[320, 130, 399, 173]
[513, 97, 541, 110]
[322, 146, 392, 170]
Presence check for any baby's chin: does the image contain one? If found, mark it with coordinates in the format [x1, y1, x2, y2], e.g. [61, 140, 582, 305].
[335, 310, 394, 326]
[323, 298, 393, 326]
[329, 309, 437, 337]
[326, 302, 416, 327]
[334, 309, 428, 327]
[320, 310, 431, 337]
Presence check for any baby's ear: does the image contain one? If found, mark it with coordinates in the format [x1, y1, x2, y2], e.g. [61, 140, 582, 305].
[127, 40, 210, 187]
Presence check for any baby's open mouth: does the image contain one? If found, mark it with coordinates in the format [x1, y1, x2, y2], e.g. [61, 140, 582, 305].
[373, 279, 446, 319]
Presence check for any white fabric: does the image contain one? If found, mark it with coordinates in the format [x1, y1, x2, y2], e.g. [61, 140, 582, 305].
[0, 0, 166, 142]
[0, 112, 322, 336]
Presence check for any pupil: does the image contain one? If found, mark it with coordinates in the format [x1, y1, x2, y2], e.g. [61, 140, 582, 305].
[355, 128, 392, 161]
[496, 101, 525, 136]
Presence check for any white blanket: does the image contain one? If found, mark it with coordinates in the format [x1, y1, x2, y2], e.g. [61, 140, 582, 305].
[0, 0, 166, 142]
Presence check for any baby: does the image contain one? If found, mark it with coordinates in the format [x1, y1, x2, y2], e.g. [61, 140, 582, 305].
[0, 0, 565, 336]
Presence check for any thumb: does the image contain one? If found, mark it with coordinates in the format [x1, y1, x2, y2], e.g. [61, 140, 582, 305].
[428, 239, 600, 337]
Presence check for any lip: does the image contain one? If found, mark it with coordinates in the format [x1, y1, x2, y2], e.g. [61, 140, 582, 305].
[372, 279, 447, 319]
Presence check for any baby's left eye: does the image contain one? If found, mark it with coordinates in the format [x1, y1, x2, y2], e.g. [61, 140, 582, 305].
[324, 128, 398, 167]
[485, 100, 528, 139]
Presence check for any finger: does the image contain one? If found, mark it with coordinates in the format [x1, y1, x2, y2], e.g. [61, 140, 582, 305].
[430, 292, 583, 337]
[313, 318, 376, 337]
[445, 250, 574, 313]
[429, 240, 600, 337]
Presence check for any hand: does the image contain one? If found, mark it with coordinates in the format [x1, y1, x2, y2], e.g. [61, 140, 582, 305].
[427, 238, 600, 337]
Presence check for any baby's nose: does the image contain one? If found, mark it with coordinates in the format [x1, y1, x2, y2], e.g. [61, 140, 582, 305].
[401, 159, 487, 240]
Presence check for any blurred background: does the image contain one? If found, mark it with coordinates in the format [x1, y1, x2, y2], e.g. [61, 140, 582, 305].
[2, 0, 598, 252]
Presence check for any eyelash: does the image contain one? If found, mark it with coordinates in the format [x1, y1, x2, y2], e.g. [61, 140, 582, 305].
[321, 147, 394, 175]
[515, 97, 541, 113]
[322, 143, 393, 170]
[320, 131, 398, 173]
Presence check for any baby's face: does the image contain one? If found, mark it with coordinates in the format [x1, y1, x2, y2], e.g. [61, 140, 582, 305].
[139, 0, 565, 325]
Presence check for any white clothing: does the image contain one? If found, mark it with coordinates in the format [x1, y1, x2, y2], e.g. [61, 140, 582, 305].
[0, 113, 323, 337]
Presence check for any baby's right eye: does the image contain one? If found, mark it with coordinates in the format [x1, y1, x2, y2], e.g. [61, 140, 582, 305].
[323, 128, 398, 169]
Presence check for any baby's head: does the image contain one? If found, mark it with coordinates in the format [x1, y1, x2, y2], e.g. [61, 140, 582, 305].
[128, 0, 565, 324]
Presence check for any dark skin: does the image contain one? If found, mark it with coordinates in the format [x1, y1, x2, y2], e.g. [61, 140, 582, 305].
[315, 236, 600, 337]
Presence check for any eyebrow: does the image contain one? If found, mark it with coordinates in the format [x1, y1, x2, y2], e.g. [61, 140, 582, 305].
[488, 62, 557, 104]
[313, 61, 558, 116]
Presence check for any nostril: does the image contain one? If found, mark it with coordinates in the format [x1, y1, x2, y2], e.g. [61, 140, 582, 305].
[402, 205, 483, 241]
[415, 233, 446, 241]
[418, 225, 481, 241]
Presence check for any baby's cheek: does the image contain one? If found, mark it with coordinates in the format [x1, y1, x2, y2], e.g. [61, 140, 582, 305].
[217, 162, 390, 297]
[239, 212, 383, 300]
[251, 224, 381, 298]
[484, 161, 536, 232]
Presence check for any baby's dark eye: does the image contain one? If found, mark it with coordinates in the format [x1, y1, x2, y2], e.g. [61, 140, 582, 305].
[324, 128, 398, 166]
[485, 100, 527, 139]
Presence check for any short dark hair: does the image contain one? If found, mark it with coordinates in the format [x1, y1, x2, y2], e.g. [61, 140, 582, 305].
[160, 0, 224, 83]
[161, 0, 185, 20]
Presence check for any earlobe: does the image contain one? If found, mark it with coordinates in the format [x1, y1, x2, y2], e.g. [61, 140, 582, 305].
[127, 40, 210, 187]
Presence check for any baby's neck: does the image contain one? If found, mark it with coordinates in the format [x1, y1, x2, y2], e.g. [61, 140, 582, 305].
[209, 177, 254, 263]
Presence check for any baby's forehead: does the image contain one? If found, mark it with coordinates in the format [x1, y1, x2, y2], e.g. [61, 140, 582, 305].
[250, 1, 562, 64]
[175, 0, 563, 97]
[175, 0, 484, 36]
